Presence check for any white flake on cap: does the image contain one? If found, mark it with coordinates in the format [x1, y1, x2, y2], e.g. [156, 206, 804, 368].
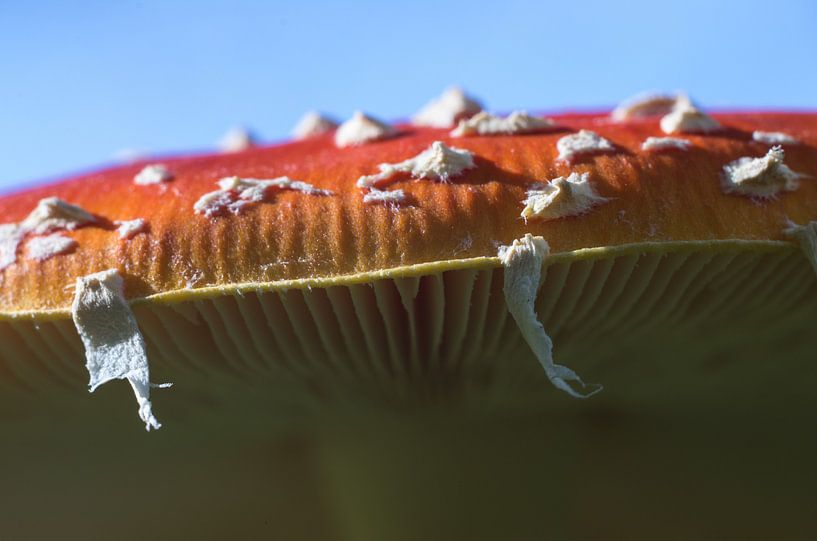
[292, 111, 339, 140]
[611, 92, 692, 121]
[411, 87, 483, 128]
[521, 172, 608, 221]
[451, 111, 554, 137]
[722, 146, 803, 198]
[641, 136, 692, 152]
[71, 269, 172, 431]
[194, 176, 333, 216]
[752, 131, 799, 145]
[499, 234, 602, 398]
[362, 188, 406, 205]
[0, 224, 24, 270]
[115, 218, 148, 240]
[134, 164, 174, 185]
[0, 198, 95, 270]
[334, 111, 395, 147]
[113, 148, 146, 163]
[660, 106, 720, 134]
[25, 233, 77, 261]
[193, 190, 236, 217]
[556, 130, 616, 162]
[218, 127, 256, 153]
[20, 197, 96, 234]
[356, 141, 475, 191]
[219, 176, 331, 199]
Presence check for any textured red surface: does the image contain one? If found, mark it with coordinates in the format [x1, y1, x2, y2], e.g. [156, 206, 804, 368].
[1, 111, 816, 313]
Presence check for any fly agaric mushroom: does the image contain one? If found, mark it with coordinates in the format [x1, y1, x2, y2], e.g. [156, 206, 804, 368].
[1, 99, 817, 419]
[2, 93, 817, 538]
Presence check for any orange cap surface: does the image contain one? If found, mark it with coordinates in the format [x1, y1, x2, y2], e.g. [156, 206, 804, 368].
[1, 111, 816, 313]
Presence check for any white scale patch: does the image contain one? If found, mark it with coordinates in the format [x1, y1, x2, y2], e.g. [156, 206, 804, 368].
[362, 188, 406, 204]
[356, 141, 475, 204]
[641, 136, 692, 152]
[411, 87, 483, 128]
[451, 111, 554, 137]
[611, 92, 692, 121]
[113, 148, 146, 163]
[499, 234, 602, 398]
[334, 111, 395, 147]
[0, 197, 96, 270]
[21, 197, 96, 234]
[72, 269, 171, 431]
[115, 218, 148, 239]
[752, 131, 799, 145]
[556, 130, 616, 162]
[521, 172, 608, 221]
[25, 233, 77, 261]
[292, 111, 339, 140]
[193, 189, 237, 217]
[722, 146, 803, 198]
[0, 224, 24, 270]
[194, 176, 333, 216]
[660, 106, 720, 134]
[134, 164, 173, 185]
[218, 127, 256, 153]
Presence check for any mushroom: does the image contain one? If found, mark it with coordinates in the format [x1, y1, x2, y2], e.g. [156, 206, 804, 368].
[2, 98, 817, 538]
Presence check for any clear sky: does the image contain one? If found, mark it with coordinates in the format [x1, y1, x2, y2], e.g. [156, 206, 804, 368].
[1, 0, 816, 190]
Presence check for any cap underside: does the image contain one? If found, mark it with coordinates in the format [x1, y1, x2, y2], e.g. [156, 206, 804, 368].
[1, 238, 814, 414]
[3, 238, 817, 540]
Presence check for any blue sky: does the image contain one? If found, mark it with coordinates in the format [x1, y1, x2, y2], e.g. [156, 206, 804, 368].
[1, 0, 816, 190]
